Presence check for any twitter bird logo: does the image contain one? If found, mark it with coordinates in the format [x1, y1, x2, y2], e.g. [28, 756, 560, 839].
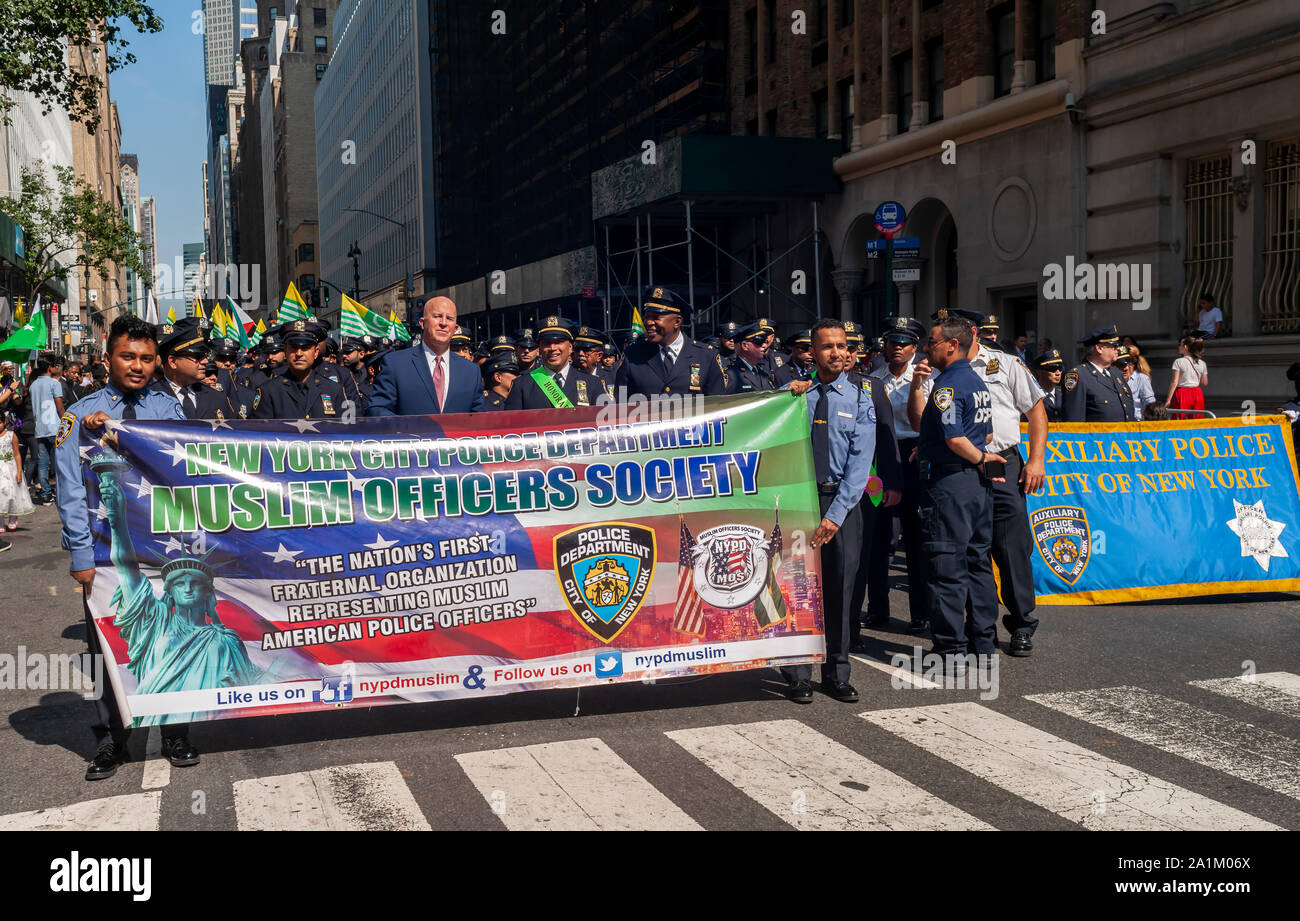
[595, 650, 623, 677]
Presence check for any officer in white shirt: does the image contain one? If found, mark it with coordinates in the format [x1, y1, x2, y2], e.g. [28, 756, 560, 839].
[865, 317, 930, 634]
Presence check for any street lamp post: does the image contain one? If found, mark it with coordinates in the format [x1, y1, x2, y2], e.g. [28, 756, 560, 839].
[343, 207, 411, 315]
[347, 242, 362, 299]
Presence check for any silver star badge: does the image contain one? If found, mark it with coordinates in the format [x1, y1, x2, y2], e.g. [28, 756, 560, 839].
[1226, 499, 1288, 573]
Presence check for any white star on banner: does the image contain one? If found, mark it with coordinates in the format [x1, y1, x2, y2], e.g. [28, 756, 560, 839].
[133, 476, 155, 499]
[208, 417, 233, 431]
[89, 503, 108, 521]
[364, 533, 399, 550]
[263, 543, 304, 564]
[346, 471, 369, 493]
[284, 419, 320, 433]
[157, 536, 185, 555]
[161, 441, 190, 466]
[102, 417, 127, 434]
[78, 445, 95, 461]
[1226, 499, 1288, 573]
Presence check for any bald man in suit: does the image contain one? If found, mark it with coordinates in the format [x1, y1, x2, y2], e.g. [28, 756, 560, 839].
[366, 296, 486, 416]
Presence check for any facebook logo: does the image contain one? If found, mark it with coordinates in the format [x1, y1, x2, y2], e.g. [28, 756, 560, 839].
[313, 674, 353, 703]
[594, 650, 623, 678]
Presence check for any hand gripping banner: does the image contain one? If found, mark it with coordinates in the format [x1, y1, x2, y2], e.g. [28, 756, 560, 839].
[78, 393, 824, 725]
[1018, 416, 1300, 604]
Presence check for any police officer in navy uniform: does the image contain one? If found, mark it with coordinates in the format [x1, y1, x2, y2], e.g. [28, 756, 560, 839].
[55, 315, 199, 779]
[1060, 326, 1133, 422]
[150, 318, 244, 421]
[715, 322, 740, 359]
[514, 329, 539, 372]
[207, 336, 254, 418]
[614, 287, 726, 399]
[913, 315, 1001, 669]
[574, 326, 616, 397]
[237, 327, 285, 390]
[482, 351, 520, 410]
[251, 320, 348, 419]
[783, 319, 877, 703]
[450, 327, 473, 361]
[341, 336, 375, 406]
[979, 314, 1003, 349]
[756, 317, 791, 375]
[786, 329, 814, 379]
[726, 321, 797, 394]
[1032, 349, 1065, 422]
[504, 316, 606, 410]
[315, 335, 364, 412]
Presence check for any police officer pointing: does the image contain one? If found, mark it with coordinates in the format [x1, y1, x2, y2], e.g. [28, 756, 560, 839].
[912, 316, 1001, 668]
[783, 319, 877, 703]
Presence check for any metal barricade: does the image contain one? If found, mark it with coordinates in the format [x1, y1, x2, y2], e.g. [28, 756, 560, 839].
[1164, 408, 1218, 419]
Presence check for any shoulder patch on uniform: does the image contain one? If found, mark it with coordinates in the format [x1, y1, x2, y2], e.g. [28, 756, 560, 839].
[933, 387, 954, 412]
[1063, 372, 1078, 392]
[55, 411, 76, 447]
[252, 390, 262, 410]
[985, 357, 1000, 375]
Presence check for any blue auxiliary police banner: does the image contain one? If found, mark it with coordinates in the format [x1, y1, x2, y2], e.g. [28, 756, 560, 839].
[1019, 415, 1300, 604]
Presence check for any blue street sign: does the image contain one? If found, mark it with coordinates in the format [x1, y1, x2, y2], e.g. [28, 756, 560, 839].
[865, 237, 919, 251]
[873, 201, 906, 237]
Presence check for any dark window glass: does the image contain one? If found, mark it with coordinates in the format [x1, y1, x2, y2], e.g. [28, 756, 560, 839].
[316, 63, 326, 80]
[814, 90, 829, 138]
[926, 39, 944, 122]
[745, 9, 758, 76]
[993, 5, 1015, 97]
[765, 0, 777, 64]
[839, 0, 854, 26]
[814, 0, 828, 41]
[313, 7, 326, 27]
[838, 78, 854, 151]
[1037, 0, 1056, 82]
[895, 52, 913, 131]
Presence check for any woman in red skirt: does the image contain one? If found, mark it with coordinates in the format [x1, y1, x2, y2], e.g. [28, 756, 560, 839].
[1166, 335, 1208, 414]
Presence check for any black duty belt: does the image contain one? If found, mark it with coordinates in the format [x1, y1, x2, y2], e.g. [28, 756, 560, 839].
[997, 447, 1021, 461]
[817, 481, 841, 495]
[927, 462, 976, 478]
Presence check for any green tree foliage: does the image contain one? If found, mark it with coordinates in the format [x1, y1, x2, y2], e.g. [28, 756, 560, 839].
[0, 1, 163, 132]
[0, 161, 148, 306]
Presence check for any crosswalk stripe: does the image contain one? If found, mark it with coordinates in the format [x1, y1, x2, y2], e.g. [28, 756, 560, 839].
[141, 726, 171, 790]
[455, 738, 702, 831]
[0, 791, 161, 831]
[233, 761, 430, 830]
[1189, 672, 1300, 720]
[666, 719, 991, 830]
[1028, 686, 1300, 803]
[851, 653, 943, 688]
[863, 702, 1278, 830]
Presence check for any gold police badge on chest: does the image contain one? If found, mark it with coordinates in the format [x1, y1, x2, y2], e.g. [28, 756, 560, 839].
[689, 363, 701, 391]
[321, 394, 336, 415]
[576, 380, 589, 405]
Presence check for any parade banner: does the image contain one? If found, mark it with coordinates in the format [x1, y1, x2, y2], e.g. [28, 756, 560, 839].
[79, 394, 824, 725]
[1020, 416, 1300, 604]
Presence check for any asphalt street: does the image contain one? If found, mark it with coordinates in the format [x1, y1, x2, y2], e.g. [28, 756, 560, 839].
[2, 500, 1299, 832]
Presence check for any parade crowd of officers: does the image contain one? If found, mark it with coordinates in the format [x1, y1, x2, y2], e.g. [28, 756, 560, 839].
[48, 282, 1152, 777]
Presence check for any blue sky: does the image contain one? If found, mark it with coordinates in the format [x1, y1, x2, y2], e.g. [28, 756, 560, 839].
[111, 6, 206, 310]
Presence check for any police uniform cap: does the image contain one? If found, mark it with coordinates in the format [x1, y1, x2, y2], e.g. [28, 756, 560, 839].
[842, 320, 863, 345]
[450, 326, 472, 346]
[715, 322, 741, 340]
[157, 318, 210, 358]
[642, 286, 690, 318]
[359, 334, 379, 351]
[211, 338, 239, 358]
[735, 321, 768, 343]
[931, 307, 986, 326]
[1114, 344, 1134, 364]
[980, 313, 1001, 332]
[484, 351, 521, 376]
[283, 319, 326, 346]
[363, 349, 390, 369]
[788, 329, 812, 348]
[489, 335, 516, 353]
[536, 316, 574, 341]
[602, 342, 618, 356]
[1078, 325, 1121, 346]
[1031, 348, 1064, 368]
[868, 337, 885, 352]
[756, 317, 775, 334]
[881, 316, 924, 344]
[574, 327, 606, 348]
[341, 337, 366, 353]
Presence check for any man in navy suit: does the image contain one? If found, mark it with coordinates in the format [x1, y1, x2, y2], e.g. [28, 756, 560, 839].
[614, 287, 726, 399]
[505, 316, 606, 410]
[366, 296, 486, 416]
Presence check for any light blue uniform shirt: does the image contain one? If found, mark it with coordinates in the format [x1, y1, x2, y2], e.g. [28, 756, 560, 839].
[56, 382, 183, 572]
[785, 372, 877, 527]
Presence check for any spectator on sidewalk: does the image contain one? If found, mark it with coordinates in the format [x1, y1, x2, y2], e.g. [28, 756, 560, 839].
[0, 411, 33, 533]
[27, 354, 64, 505]
[1166, 335, 1208, 415]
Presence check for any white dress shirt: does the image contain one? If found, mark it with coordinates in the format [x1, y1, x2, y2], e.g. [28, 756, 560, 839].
[660, 332, 685, 364]
[971, 344, 1045, 453]
[870, 361, 922, 440]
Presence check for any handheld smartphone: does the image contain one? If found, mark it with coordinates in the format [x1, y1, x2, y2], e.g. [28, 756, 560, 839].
[983, 459, 1007, 479]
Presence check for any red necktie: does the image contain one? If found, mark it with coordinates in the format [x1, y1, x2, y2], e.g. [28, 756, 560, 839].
[433, 355, 446, 411]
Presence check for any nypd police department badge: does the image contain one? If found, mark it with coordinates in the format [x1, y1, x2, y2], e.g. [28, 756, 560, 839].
[555, 523, 656, 643]
[55, 411, 76, 447]
[1063, 372, 1078, 392]
[1031, 506, 1091, 585]
[690, 524, 771, 609]
[933, 387, 954, 412]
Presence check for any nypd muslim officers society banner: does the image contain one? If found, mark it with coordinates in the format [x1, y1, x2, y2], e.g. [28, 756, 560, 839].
[1020, 415, 1300, 604]
[76, 393, 824, 725]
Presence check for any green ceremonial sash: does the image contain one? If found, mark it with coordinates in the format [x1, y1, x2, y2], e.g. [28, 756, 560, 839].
[529, 367, 574, 408]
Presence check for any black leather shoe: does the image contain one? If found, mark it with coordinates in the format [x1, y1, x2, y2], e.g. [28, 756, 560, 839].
[85, 743, 125, 781]
[1009, 633, 1033, 656]
[822, 681, 859, 702]
[162, 736, 201, 767]
[787, 679, 814, 704]
[907, 619, 930, 635]
[862, 611, 889, 628]
[850, 637, 872, 653]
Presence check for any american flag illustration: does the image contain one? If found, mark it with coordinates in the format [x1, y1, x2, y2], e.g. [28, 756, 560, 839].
[674, 518, 705, 636]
